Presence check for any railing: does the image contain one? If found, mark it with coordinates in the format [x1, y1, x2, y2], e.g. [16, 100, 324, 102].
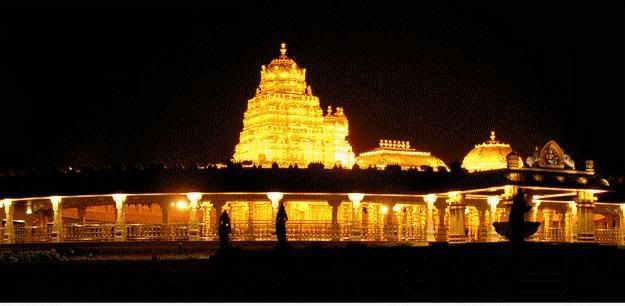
[288, 221, 333, 241]
[595, 229, 619, 245]
[537, 227, 565, 242]
[63, 224, 114, 241]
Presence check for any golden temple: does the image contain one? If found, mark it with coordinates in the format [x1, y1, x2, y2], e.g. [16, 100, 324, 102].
[233, 43, 355, 168]
[0, 42, 621, 248]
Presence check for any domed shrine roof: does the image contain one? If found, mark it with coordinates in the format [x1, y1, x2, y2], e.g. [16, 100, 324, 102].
[355, 139, 448, 171]
[462, 131, 519, 172]
[258, 42, 308, 95]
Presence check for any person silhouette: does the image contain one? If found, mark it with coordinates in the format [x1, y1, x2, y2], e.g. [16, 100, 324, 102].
[219, 210, 231, 249]
[509, 188, 531, 242]
[276, 203, 288, 246]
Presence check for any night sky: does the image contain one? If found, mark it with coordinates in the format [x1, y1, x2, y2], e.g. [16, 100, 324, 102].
[1, 1, 623, 175]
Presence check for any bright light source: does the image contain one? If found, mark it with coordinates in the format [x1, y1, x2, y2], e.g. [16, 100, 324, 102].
[380, 206, 388, 215]
[487, 196, 500, 208]
[392, 205, 401, 212]
[267, 192, 284, 208]
[112, 194, 126, 204]
[186, 192, 202, 203]
[176, 200, 188, 210]
[348, 193, 364, 209]
[26, 202, 32, 215]
[423, 194, 437, 204]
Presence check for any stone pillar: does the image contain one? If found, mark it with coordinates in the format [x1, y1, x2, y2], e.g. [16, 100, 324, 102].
[348, 193, 364, 241]
[477, 207, 488, 242]
[328, 198, 342, 241]
[576, 190, 596, 242]
[435, 201, 448, 242]
[529, 201, 540, 241]
[77, 206, 87, 225]
[447, 192, 466, 243]
[50, 196, 62, 242]
[487, 196, 500, 242]
[423, 194, 437, 242]
[384, 203, 397, 241]
[161, 203, 170, 224]
[499, 185, 517, 222]
[3, 199, 14, 243]
[247, 202, 255, 240]
[619, 205, 625, 247]
[112, 194, 126, 242]
[201, 201, 213, 240]
[542, 209, 551, 241]
[567, 202, 577, 242]
[187, 193, 202, 241]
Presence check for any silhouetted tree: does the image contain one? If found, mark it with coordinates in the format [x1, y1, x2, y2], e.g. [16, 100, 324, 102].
[276, 203, 288, 246]
[219, 210, 231, 249]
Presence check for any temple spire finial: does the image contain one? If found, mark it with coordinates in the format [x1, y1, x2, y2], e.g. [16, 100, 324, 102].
[490, 131, 496, 141]
[280, 42, 287, 56]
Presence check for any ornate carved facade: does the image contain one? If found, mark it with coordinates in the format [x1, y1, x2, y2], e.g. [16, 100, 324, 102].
[233, 43, 355, 168]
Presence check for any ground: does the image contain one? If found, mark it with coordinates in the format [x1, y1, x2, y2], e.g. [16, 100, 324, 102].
[1, 242, 625, 302]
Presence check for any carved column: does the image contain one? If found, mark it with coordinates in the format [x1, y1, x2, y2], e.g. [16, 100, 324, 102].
[51, 196, 62, 242]
[77, 206, 87, 225]
[424, 194, 437, 242]
[487, 197, 500, 242]
[477, 207, 488, 242]
[161, 203, 170, 224]
[3, 199, 14, 243]
[187, 193, 202, 241]
[381, 203, 396, 241]
[447, 192, 466, 243]
[112, 194, 126, 242]
[348, 193, 364, 241]
[247, 202, 255, 240]
[576, 190, 596, 242]
[542, 209, 551, 241]
[201, 201, 213, 240]
[435, 201, 448, 242]
[328, 197, 342, 241]
[619, 205, 625, 247]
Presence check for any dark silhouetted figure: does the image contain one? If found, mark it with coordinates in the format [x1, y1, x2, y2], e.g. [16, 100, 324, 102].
[219, 210, 231, 249]
[276, 203, 288, 246]
[509, 188, 531, 243]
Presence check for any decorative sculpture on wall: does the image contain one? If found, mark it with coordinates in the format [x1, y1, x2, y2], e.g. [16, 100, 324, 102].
[526, 140, 575, 170]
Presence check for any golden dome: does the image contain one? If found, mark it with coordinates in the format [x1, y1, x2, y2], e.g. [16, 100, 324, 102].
[356, 139, 448, 171]
[259, 42, 307, 95]
[462, 131, 518, 172]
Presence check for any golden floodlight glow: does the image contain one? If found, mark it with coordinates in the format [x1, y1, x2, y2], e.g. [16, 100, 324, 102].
[348, 192, 365, 207]
[487, 196, 500, 210]
[232, 43, 355, 168]
[392, 205, 401, 212]
[26, 202, 32, 215]
[423, 194, 437, 205]
[112, 194, 126, 204]
[186, 192, 202, 203]
[176, 200, 189, 210]
[380, 206, 389, 215]
[267, 192, 284, 208]
[50, 196, 61, 210]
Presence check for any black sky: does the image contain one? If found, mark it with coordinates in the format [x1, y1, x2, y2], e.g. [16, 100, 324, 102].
[0, 0, 623, 175]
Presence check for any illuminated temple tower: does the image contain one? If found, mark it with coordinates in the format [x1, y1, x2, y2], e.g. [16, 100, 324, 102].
[233, 43, 355, 168]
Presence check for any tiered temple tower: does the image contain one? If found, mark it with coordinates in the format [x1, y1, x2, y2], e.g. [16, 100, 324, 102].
[233, 43, 355, 168]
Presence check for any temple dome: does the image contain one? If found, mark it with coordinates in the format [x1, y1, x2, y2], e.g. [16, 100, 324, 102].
[462, 131, 519, 172]
[258, 42, 307, 95]
[356, 139, 448, 171]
